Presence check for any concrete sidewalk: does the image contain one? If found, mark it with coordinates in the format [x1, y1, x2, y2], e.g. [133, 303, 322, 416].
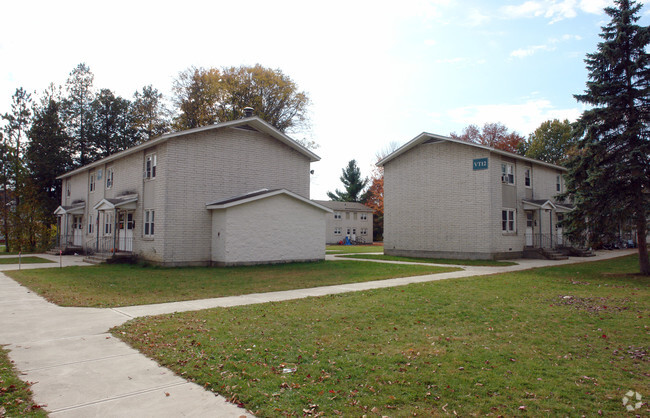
[0, 250, 635, 417]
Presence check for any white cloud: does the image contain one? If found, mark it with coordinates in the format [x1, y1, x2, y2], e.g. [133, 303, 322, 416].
[466, 8, 491, 26]
[510, 44, 555, 58]
[446, 99, 582, 135]
[501, 0, 611, 23]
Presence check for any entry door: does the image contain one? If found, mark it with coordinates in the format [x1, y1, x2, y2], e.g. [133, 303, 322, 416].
[118, 212, 134, 251]
[73, 215, 83, 246]
[525, 212, 534, 246]
[556, 214, 564, 246]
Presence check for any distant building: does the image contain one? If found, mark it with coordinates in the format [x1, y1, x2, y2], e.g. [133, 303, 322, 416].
[378, 132, 572, 260]
[313, 200, 373, 244]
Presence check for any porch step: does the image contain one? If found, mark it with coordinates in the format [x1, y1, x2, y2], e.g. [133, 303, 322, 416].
[83, 254, 111, 264]
[540, 248, 569, 260]
[523, 247, 568, 260]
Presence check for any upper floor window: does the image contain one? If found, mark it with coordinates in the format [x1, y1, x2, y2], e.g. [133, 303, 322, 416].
[89, 173, 96, 192]
[360, 228, 368, 235]
[334, 212, 341, 220]
[106, 167, 114, 189]
[556, 175, 562, 192]
[501, 163, 514, 185]
[334, 227, 341, 235]
[360, 213, 368, 220]
[524, 168, 531, 188]
[66, 182, 70, 196]
[145, 153, 157, 179]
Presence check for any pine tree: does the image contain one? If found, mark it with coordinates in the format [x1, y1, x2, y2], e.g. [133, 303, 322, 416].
[561, 0, 650, 274]
[327, 160, 369, 202]
[63, 63, 95, 167]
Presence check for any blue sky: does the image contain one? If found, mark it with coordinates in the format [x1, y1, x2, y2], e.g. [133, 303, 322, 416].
[1, 0, 648, 199]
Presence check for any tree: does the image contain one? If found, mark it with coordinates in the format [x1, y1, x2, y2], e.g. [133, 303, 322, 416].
[525, 119, 576, 165]
[365, 168, 384, 240]
[131, 85, 170, 141]
[62, 63, 95, 167]
[89, 89, 135, 158]
[327, 160, 369, 202]
[560, 0, 650, 275]
[172, 64, 311, 140]
[27, 96, 73, 218]
[450, 122, 525, 154]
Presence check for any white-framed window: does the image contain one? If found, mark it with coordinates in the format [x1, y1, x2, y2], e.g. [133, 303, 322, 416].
[144, 209, 155, 237]
[556, 175, 562, 192]
[346, 212, 350, 220]
[89, 172, 96, 192]
[524, 168, 531, 188]
[501, 163, 514, 185]
[88, 218, 93, 234]
[346, 227, 351, 235]
[334, 227, 341, 235]
[106, 167, 114, 189]
[66, 182, 70, 196]
[360, 228, 368, 235]
[352, 228, 357, 235]
[360, 213, 367, 220]
[334, 212, 341, 220]
[145, 153, 157, 179]
[502, 209, 516, 233]
[104, 213, 113, 235]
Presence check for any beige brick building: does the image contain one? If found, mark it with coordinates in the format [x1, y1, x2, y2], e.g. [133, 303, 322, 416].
[313, 200, 374, 244]
[54, 117, 329, 266]
[377, 133, 571, 260]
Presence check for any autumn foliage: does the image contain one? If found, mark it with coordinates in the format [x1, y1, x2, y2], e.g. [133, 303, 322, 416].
[450, 122, 525, 154]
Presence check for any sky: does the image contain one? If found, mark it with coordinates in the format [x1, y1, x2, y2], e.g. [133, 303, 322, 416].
[1, 0, 648, 200]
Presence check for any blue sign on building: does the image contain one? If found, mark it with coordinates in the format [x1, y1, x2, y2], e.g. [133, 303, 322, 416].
[473, 157, 488, 170]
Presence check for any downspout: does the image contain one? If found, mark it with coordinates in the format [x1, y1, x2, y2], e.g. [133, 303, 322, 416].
[549, 210, 553, 249]
[113, 209, 118, 255]
[96, 212, 99, 252]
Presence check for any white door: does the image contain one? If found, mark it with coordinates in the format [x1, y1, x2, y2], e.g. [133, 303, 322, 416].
[556, 214, 564, 246]
[73, 215, 83, 246]
[525, 212, 534, 246]
[118, 212, 134, 251]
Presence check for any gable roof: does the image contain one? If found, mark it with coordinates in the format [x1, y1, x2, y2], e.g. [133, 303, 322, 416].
[312, 200, 373, 212]
[206, 189, 332, 212]
[376, 132, 567, 172]
[57, 117, 320, 180]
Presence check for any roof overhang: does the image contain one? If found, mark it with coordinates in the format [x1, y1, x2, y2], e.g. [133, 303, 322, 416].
[93, 194, 138, 211]
[57, 117, 320, 180]
[523, 199, 557, 211]
[206, 189, 332, 212]
[377, 132, 567, 172]
[53, 203, 85, 215]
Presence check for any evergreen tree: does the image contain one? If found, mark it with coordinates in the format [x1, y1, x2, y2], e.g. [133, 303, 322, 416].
[131, 85, 170, 142]
[27, 97, 73, 218]
[327, 160, 369, 202]
[62, 63, 95, 167]
[561, 0, 650, 274]
[89, 89, 135, 158]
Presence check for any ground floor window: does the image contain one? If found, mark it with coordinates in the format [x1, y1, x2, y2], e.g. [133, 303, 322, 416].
[360, 228, 368, 235]
[334, 227, 341, 235]
[502, 209, 516, 233]
[144, 209, 155, 237]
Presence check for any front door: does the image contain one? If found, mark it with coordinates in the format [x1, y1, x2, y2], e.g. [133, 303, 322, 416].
[525, 212, 534, 246]
[117, 212, 134, 251]
[72, 215, 83, 246]
[556, 213, 564, 246]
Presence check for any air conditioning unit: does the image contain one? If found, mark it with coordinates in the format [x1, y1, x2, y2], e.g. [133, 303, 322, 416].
[501, 175, 509, 183]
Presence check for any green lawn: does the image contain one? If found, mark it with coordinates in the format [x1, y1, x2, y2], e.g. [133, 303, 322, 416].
[5, 261, 458, 308]
[326, 244, 383, 254]
[114, 255, 649, 417]
[0, 256, 52, 265]
[0, 347, 47, 416]
[339, 253, 517, 266]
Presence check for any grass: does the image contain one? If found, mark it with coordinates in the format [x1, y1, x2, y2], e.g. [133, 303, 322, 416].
[0, 347, 47, 416]
[5, 261, 458, 308]
[0, 256, 52, 265]
[326, 244, 383, 254]
[338, 253, 518, 266]
[113, 255, 649, 417]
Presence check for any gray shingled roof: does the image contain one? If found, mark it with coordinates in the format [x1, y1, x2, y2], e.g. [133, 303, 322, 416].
[312, 200, 372, 212]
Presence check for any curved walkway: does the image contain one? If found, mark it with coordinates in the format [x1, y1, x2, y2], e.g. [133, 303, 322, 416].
[0, 250, 635, 417]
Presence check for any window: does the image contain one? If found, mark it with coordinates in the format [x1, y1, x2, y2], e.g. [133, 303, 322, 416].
[352, 228, 356, 235]
[360, 228, 368, 235]
[346, 212, 350, 220]
[89, 173, 95, 192]
[524, 168, 531, 187]
[501, 163, 514, 184]
[104, 213, 113, 235]
[346, 228, 351, 235]
[106, 167, 114, 189]
[66, 182, 70, 196]
[502, 209, 516, 233]
[144, 210, 155, 237]
[334, 212, 341, 220]
[526, 212, 534, 228]
[88, 219, 93, 234]
[556, 213, 564, 228]
[556, 175, 561, 192]
[145, 154, 157, 179]
[334, 227, 341, 235]
[360, 213, 367, 220]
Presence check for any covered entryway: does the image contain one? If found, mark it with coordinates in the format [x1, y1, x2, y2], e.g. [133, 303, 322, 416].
[53, 202, 86, 252]
[117, 212, 134, 251]
[93, 195, 138, 254]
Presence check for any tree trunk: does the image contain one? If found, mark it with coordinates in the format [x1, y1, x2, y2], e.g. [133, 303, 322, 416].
[637, 215, 649, 275]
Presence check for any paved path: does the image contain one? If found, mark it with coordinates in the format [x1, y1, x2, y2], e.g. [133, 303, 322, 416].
[0, 250, 635, 417]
